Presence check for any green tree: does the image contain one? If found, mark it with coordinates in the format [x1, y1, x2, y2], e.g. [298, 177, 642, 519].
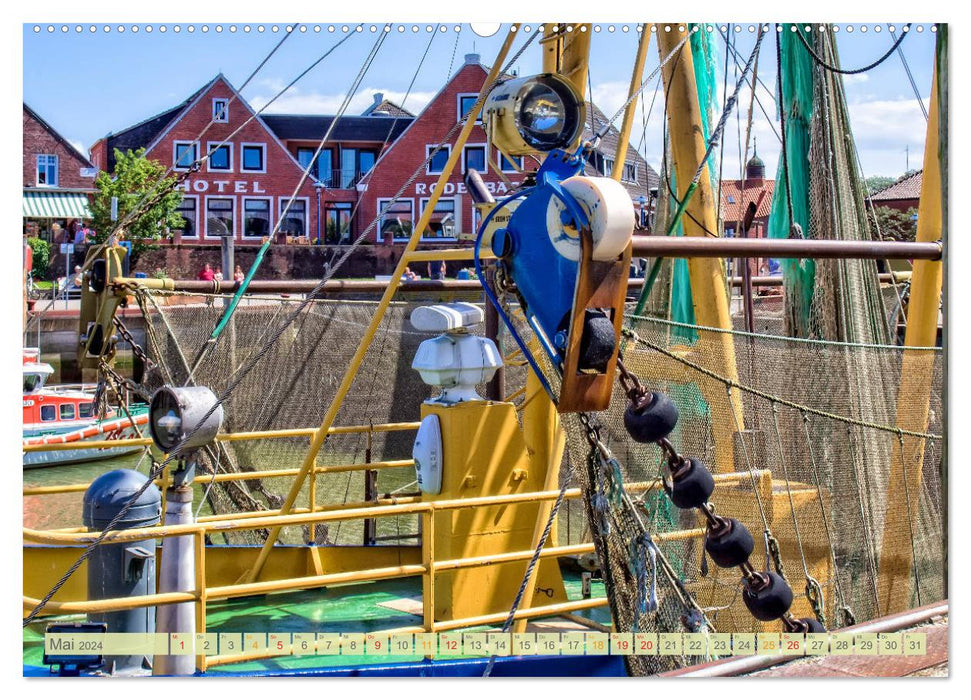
[865, 175, 896, 196]
[869, 205, 918, 243]
[90, 148, 184, 265]
[26, 237, 51, 279]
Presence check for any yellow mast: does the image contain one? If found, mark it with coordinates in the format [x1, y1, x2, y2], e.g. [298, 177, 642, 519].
[876, 60, 943, 613]
[657, 27, 744, 472]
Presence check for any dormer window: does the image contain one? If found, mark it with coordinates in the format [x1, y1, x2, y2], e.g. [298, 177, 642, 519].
[213, 98, 229, 123]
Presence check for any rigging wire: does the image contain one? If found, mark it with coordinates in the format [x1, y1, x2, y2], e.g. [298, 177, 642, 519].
[24, 27, 543, 628]
[888, 24, 929, 121]
[24, 25, 306, 332]
[187, 26, 390, 378]
[717, 27, 782, 145]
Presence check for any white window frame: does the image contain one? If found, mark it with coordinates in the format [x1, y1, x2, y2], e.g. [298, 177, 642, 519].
[206, 141, 234, 173]
[603, 157, 615, 177]
[36, 154, 59, 187]
[240, 142, 267, 174]
[456, 93, 481, 123]
[419, 196, 458, 242]
[241, 196, 273, 239]
[461, 143, 489, 175]
[173, 140, 199, 171]
[213, 98, 229, 123]
[204, 195, 237, 239]
[498, 150, 523, 173]
[277, 196, 310, 238]
[426, 144, 451, 176]
[622, 163, 637, 183]
[376, 197, 414, 243]
[174, 194, 200, 239]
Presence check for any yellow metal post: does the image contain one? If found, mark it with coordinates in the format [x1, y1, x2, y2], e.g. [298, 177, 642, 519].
[543, 24, 592, 150]
[876, 64, 943, 613]
[511, 371, 567, 633]
[611, 25, 652, 183]
[658, 26, 744, 472]
[422, 510, 435, 635]
[239, 28, 522, 584]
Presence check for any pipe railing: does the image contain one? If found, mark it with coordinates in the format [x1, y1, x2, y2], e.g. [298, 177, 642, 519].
[112, 269, 913, 297]
[629, 236, 941, 260]
[24, 470, 770, 673]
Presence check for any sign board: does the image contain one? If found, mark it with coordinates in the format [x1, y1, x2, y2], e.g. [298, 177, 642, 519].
[60, 243, 75, 255]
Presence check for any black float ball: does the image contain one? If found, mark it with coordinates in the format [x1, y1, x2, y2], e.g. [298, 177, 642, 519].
[666, 458, 715, 510]
[623, 391, 679, 443]
[704, 517, 755, 569]
[794, 617, 827, 633]
[578, 311, 616, 373]
[742, 572, 794, 621]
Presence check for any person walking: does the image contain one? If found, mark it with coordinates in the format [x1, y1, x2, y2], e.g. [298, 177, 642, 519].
[427, 260, 446, 281]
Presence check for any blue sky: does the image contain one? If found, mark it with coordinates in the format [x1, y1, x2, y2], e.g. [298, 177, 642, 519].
[23, 22, 938, 181]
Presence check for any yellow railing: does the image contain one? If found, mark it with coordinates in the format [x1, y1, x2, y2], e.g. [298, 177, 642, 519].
[24, 471, 764, 672]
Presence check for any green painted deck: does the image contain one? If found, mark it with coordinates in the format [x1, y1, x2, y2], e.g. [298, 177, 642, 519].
[23, 571, 610, 674]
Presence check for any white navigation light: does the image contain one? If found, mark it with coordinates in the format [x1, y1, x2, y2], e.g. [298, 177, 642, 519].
[150, 385, 224, 454]
[483, 74, 585, 156]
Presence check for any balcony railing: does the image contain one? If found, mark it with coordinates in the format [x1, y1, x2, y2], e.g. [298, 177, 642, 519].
[313, 168, 372, 190]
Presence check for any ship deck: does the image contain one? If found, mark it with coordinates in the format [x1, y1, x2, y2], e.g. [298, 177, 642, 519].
[24, 571, 615, 676]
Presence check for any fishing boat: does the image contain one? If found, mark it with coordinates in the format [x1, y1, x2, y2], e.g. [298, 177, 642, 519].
[22, 21, 947, 679]
[22, 348, 149, 468]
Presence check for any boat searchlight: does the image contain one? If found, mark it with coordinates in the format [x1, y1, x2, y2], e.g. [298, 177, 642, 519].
[149, 385, 224, 456]
[483, 73, 585, 156]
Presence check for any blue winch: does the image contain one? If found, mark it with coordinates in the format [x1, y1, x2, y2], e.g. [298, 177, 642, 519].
[481, 145, 635, 412]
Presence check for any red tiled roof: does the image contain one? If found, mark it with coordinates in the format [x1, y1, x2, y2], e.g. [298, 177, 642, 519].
[870, 170, 922, 201]
[719, 179, 775, 224]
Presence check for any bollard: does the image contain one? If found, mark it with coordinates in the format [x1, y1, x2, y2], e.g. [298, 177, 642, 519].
[82, 469, 161, 675]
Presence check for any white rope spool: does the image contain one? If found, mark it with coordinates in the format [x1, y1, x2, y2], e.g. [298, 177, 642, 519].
[545, 176, 635, 262]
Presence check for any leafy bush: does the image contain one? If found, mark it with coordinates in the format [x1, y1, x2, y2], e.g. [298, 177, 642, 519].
[26, 237, 51, 279]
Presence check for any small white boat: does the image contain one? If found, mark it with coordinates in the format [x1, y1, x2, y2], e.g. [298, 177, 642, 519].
[22, 348, 149, 468]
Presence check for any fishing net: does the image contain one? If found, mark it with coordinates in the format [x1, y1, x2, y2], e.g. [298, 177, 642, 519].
[556, 310, 944, 673]
[134, 288, 483, 546]
[128, 276, 944, 675]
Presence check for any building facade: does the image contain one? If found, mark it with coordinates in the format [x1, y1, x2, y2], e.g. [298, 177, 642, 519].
[89, 55, 659, 255]
[23, 103, 97, 244]
[868, 170, 922, 214]
[719, 150, 776, 277]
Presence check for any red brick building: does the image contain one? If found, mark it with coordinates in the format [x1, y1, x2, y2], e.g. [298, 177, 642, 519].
[23, 103, 97, 242]
[719, 150, 776, 277]
[867, 170, 921, 213]
[89, 54, 658, 255]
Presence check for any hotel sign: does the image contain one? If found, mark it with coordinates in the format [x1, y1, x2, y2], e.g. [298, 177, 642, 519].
[414, 179, 521, 197]
[179, 179, 267, 194]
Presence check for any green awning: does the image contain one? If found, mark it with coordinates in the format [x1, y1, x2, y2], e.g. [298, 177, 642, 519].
[23, 191, 92, 220]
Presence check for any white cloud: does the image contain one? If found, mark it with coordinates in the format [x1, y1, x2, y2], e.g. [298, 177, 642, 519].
[842, 73, 870, 86]
[848, 97, 928, 175]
